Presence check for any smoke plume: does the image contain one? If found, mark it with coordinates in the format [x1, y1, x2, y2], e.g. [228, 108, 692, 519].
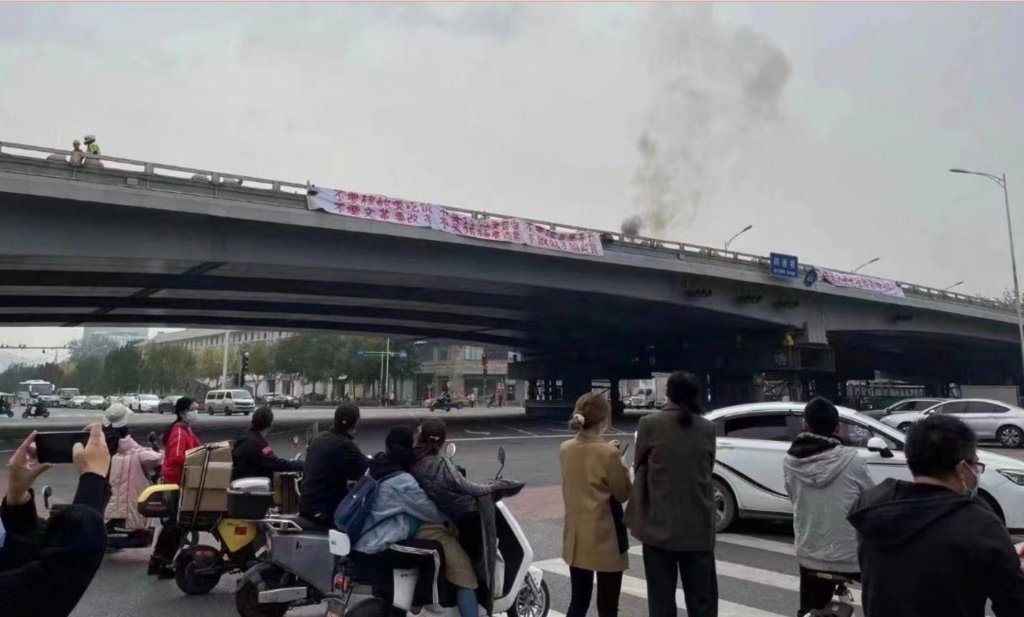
[627, 5, 791, 237]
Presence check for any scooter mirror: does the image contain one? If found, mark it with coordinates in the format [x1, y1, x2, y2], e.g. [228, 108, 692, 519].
[292, 435, 300, 448]
[147, 432, 157, 446]
[498, 446, 506, 466]
[445, 442, 457, 458]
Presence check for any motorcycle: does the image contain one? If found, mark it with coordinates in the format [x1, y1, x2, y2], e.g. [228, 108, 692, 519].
[137, 435, 307, 596]
[429, 393, 453, 413]
[235, 445, 550, 617]
[22, 399, 50, 419]
[0, 393, 13, 418]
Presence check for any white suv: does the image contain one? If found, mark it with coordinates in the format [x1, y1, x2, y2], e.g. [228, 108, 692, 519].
[696, 402, 1024, 533]
[204, 389, 256, 416]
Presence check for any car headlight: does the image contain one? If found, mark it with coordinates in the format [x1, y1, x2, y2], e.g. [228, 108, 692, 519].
[997, 469, 1024, 486]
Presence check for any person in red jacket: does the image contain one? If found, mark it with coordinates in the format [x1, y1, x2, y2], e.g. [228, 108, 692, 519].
[148, 397, 200, 578]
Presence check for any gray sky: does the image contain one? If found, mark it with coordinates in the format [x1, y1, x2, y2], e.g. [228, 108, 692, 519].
[1, 2, 1022, 354]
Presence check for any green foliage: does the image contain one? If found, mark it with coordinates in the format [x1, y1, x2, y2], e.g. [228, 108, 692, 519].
[141, 345, 196, 395]
[64, 356, 106, 393]
[103, 345, 142, 393]
[69, 336, 117, 361]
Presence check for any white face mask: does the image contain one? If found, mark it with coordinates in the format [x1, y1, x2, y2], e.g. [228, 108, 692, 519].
[185, 410, 199, 423]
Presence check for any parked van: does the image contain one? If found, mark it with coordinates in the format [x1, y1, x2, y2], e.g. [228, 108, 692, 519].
[204, 389, 256, 416]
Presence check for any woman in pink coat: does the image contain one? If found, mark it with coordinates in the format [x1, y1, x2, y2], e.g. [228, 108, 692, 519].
[102, 404, 163, 530]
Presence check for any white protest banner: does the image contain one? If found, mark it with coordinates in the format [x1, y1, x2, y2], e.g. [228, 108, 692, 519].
[822, 269, 906, 298]
[307, 187, 603, 257]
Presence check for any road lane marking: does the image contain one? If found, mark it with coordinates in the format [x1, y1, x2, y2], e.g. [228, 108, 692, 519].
[534, 559, 788, 617]
[497, 423, 538, 437]
[626, 545, 862, 605]
[464, 430, 492, 435]
[716, 533, 797, 556]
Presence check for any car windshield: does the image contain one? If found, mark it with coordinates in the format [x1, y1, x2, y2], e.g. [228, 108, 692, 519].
[232, 390, 253, 400]
[140, 394, 159, 401]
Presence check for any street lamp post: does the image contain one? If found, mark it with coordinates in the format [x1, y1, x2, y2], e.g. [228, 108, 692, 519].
[724, 224, 753, 251]
[950, 168, 1024, 384]
[852, 257, 880, 273]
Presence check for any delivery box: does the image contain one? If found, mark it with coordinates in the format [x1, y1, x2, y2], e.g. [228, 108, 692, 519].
[179, 442, 233, 514]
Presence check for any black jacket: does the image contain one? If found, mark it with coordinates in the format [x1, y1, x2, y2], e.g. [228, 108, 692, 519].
[231, 429, 304, 481]
[848, 478, 1024, 617]
[299, 430, 369, 520]
[0, 473, 110, 617]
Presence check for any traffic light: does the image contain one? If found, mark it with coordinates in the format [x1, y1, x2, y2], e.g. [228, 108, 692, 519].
[241, 351, 250, 375]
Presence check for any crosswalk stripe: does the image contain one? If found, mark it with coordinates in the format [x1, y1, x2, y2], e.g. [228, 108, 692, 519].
[534, 559, 788, 617]
[625, 546, 862, 606]
[716, 533, 796, 556]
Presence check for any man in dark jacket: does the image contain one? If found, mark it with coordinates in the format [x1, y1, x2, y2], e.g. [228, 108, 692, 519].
[232, 406, 304, 481]
[848, 414, 1024, 617]
[0, 425, 112, 617]
[299, 403, 369, 523]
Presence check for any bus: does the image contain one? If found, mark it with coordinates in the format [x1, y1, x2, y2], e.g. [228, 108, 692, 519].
[17, 380, 54, 406]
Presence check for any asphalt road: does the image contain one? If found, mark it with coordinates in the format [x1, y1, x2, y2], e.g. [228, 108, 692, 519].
[1, 408, 1016, 617]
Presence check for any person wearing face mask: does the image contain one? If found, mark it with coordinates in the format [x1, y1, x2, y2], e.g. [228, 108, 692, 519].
[148, 396, 201, 578]
[848, 414, 1024, 617]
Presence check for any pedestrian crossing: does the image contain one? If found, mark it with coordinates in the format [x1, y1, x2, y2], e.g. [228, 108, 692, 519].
[532, 533, 858, 617]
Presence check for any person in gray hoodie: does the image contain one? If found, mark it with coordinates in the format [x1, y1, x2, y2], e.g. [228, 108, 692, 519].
[783, 397, 873, 617]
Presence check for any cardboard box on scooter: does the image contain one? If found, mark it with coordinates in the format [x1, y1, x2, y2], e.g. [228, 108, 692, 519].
[179, 442, 233, 513]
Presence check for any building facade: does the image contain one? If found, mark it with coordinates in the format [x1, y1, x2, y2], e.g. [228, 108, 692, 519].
[415, 342, 521, 404]
[83, 326, 148, 348]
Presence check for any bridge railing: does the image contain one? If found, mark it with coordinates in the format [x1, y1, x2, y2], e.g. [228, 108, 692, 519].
[0, 140, 1010, 315]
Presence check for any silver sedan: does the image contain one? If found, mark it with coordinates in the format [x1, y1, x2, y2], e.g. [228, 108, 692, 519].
[880, 398, 1024, 448]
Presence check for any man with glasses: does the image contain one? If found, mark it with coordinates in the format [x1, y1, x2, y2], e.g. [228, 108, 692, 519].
[848, 414, 1024, 616]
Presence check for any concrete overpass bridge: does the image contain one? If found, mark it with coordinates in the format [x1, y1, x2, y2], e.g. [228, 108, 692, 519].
[0, 140, 1018, 406]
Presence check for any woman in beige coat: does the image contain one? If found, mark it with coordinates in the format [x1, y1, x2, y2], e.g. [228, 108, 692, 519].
[560, 392, 632, 617]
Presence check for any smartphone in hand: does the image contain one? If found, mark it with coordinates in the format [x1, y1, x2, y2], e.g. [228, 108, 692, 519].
[35, 431, 90, 464]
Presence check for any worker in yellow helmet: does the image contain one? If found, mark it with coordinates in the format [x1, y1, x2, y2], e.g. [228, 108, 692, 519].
[83, 134, 101, 157]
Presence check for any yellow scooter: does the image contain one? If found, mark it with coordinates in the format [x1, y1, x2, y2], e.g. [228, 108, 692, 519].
[137, 439, 304, 595]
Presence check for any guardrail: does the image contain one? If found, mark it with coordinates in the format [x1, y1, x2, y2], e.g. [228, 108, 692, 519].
[0, 139, 1010, 314]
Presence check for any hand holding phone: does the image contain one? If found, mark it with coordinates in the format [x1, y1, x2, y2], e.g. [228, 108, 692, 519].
[6, 431, 54, 506]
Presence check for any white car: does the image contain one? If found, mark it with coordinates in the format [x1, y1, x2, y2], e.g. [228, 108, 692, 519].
[70, 395, 88, 408]
[130, 394, 161, 413]
[880, 398, 1024, 448]
[702, 402, 1024, 533]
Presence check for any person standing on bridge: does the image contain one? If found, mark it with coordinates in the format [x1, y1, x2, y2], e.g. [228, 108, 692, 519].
[83, 134, 100, 157]
[784, 397, 873, 617]
[560, 392, 632, 617]
[626, 370, 719, 617]
[148, 396, 200, 578]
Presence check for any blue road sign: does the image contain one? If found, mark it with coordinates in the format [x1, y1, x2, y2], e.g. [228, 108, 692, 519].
[770, 252, 799, 278]
[399, 350, 408, 359]
[356, 348, 365, 357]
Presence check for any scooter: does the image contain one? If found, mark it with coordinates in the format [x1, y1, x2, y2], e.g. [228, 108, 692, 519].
[235, 445, 550, 617]
[42, 432, 163, 551]
[803, 572, 856, 617]
[138, 435, 308, 596]
[22, 400, 49, 419]
[429, 393, 453, 413]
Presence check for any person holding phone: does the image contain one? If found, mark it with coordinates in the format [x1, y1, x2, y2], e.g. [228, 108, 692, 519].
[148, 397, 200, 578]
[0, 424, 112, 617]
[560, 392, 632, 617]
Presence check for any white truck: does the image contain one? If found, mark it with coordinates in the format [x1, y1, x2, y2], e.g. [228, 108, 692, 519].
[959, 385, 1020, 406]
[625, 374, 670, 409]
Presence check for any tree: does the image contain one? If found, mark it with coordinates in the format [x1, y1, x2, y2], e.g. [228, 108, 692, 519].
[197, 348, 224, 386]
[64, 356, 106, 393]
[141, 345, 196, 395]
[69, 336, 116, 361]
[38, 362, 64, 386]
[104, 345, 143, 393]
